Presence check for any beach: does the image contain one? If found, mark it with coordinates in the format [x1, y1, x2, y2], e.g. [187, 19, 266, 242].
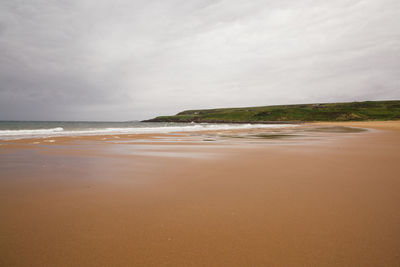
[1, 121, 400, 266]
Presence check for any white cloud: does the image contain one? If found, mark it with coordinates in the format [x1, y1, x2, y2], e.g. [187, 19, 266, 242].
[0, 0, 399, 120]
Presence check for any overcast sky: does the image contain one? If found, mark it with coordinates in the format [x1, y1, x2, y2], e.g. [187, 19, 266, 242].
[0, 0, 399, 121]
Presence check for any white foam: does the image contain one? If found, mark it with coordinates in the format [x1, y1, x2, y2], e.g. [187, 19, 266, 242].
[0, 127, 64, 136]
[0, 124, 298, 140]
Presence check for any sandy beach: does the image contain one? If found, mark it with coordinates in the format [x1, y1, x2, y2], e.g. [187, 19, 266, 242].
[1, 121, 400, 266]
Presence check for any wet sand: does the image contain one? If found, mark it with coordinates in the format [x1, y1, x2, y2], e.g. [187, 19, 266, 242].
[1, 122, 400, 266]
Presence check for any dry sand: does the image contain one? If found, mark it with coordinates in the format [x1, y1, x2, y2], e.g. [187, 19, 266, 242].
[1, 121, 400, 266]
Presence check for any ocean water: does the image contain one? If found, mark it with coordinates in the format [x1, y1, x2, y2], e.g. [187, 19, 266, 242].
[0, 121, 297, 140]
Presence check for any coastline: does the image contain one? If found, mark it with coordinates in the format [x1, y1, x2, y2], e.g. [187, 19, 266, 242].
[1, 121, 399, 266]
[143, 100, 400, 123]
[1, 120, 399, 146]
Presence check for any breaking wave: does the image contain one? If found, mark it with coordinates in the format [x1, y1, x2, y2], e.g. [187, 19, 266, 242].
[0, 124, 297, 140]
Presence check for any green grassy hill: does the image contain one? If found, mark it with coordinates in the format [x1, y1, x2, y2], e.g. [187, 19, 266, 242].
[143, 100, 400, 123]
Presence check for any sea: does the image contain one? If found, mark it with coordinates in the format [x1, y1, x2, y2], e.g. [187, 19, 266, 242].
[0, 121, 296, 140]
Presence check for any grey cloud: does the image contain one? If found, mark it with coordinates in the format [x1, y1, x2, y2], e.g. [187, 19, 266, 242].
[0, 0, 399, 120]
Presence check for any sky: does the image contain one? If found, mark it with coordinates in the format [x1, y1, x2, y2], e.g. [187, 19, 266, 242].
[0, 0, 399, 121]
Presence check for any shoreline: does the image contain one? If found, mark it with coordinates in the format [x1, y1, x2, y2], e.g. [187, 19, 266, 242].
[0, 122, 300, 143]
[1, 120, 396, 144]
[1, 120, 399, 144]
